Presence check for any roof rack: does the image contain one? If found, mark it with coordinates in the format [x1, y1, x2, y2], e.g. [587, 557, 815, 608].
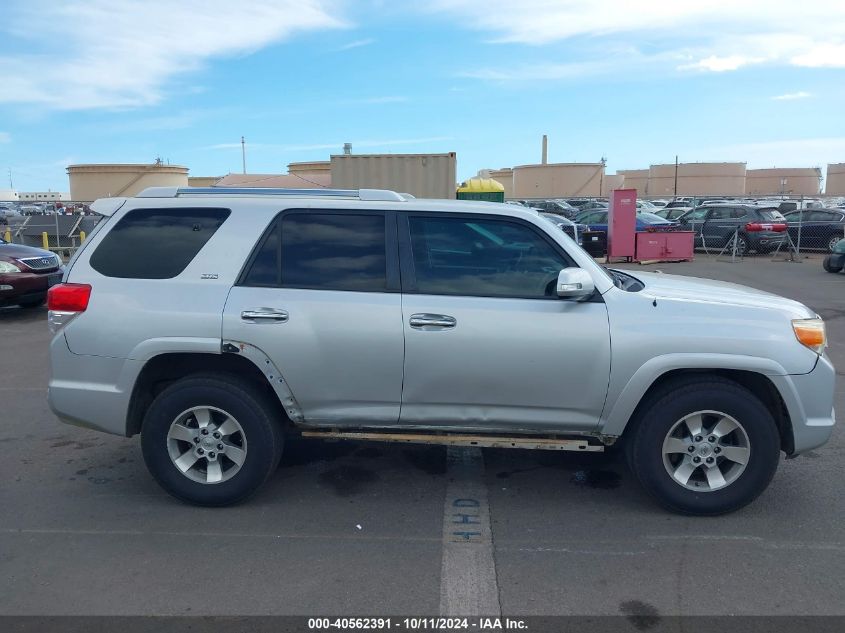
[136, 186, 407, 202]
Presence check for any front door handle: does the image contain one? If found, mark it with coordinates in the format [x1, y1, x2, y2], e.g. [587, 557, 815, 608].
[409, 313, 457, 329]
[241, 309, 289, 323]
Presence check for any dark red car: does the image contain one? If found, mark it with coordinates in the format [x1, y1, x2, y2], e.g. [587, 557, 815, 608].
[0, 237, 64, 308]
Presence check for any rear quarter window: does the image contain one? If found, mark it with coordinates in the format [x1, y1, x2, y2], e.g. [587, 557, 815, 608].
[89, 208, 230, 279]
[759, 209, 786, 221]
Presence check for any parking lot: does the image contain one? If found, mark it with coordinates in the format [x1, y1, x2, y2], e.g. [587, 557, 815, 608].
[1, 255, 843, 619]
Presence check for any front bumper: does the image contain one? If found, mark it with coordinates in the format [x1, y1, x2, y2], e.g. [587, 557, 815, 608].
[773, 354, 836, 455]
[0, 269, 62, 306]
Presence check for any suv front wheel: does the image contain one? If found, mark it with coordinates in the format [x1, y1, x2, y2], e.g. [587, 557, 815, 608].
[141, 374, 283, 506]
[628, 377, 780, 515]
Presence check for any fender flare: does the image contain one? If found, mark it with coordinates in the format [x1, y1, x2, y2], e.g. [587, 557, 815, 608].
[600, 353, 791, 437]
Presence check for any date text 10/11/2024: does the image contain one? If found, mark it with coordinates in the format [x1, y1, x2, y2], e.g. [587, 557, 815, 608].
[307, 618, 529, 630]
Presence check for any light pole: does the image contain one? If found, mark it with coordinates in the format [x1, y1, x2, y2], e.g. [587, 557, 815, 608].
[241, 136, 247, 174]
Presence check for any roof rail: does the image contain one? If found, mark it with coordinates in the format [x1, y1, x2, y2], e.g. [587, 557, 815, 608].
[136, 186, 407, 202]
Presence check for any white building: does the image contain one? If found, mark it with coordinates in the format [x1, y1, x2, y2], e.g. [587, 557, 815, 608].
[0, 189, 19, 202]
[19, 191, 69, 202]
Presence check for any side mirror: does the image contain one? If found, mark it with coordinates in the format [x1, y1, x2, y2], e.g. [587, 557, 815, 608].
[556, 268, 595, 300]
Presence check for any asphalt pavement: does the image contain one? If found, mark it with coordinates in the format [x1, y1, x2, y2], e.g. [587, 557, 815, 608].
[1, 253, 843, 619]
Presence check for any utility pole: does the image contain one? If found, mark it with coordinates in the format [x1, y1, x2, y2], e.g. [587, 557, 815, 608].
[599, 156, 607, 195]
[241, 136, 247, 174]
[673, 155, 679, 196]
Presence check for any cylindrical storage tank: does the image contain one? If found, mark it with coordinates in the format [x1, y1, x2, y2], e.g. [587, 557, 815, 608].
[512, 163, 604, 198]
[648, 162, 746, 196]
[67, 164, 189, 202]
[601, 174, 625, 196]
[487, 168, 513, 198]
[287, 161, 331, 178]
[745, 168, 821, 196]
[187, 176, 222, 187]
[647, 164, 678, 196]
[678, 162, 746, 195]
[617, 169, 649, 196]
[456, 177, 505, 202]
[330, 153, 457, 199]
[826, 164, 845, 196]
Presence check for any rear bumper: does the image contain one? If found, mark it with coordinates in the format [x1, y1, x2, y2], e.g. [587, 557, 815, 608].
[773, 355, 836, 455]
[749, 232, 786, 249]
[48, 333, 142, 436]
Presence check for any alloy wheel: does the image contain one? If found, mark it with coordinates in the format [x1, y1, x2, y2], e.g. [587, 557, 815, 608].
[166, 406, 248, 484]
[661, 410, 750, 492]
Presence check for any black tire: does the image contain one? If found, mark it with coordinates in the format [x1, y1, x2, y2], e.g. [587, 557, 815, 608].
[627, 377, 780, 515]
[17, 297, 45, 308]
[827, 233, 843, 253]
[141, 373, 283, 506]
[823, 256, 843, 273]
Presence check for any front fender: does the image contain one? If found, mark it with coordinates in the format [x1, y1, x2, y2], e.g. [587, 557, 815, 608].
[600, 353, 791, 437]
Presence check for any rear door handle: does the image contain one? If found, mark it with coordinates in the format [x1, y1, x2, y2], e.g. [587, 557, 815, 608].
[409, 313, 457, 329]
[241, 309, 289, 323]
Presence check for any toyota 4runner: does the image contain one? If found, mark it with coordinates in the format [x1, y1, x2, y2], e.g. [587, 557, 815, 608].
[47, 187, 836, 514]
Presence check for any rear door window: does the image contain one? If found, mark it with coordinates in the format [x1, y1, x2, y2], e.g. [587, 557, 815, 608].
[89, 208, 230, 279]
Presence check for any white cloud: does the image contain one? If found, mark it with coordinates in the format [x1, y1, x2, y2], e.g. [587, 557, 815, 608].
[0, 0, 345, 110]
[0, 132, 10, 143]
[335, 38, 374, 51]
[772, 91, 813, 101]
[678, 55, 765, 72]
[428, 1, 845, 76]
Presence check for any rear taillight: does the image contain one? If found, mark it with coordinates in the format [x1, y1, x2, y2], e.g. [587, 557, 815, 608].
[746, 222, 787, 233]
[48, 283, 91, 312]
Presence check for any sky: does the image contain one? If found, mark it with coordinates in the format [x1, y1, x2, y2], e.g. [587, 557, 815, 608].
[1, 0, 844, 193]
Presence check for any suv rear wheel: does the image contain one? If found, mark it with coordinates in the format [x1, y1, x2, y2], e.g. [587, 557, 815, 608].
[141, 374, 283, 506]
[628, 378, 780, 515]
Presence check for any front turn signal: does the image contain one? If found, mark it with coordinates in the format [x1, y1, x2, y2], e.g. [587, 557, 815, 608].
[792, 318, 826, 355]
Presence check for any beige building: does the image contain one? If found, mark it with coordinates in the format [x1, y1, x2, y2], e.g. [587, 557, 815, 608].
[826, 164, 845, 196]
[512, 162, 605, 199]
[745, 168, 821, 196]
[214, 172, 331, 188]
[67, 163, 189, 202]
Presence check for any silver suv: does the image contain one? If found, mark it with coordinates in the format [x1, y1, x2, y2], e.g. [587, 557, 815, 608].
[47, 187, 836, 514]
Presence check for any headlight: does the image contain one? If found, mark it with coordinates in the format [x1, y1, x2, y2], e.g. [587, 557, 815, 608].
[0, 260, 22, 273]
[792, 318, 826, 355]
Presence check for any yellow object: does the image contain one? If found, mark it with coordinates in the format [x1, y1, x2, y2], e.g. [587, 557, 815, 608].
[457, 177, 505, 193]
[79, 230, 86, 243]
[3, 229, 10, 243]
[42, 232, 49, 249]
[792, 318, 826, 355]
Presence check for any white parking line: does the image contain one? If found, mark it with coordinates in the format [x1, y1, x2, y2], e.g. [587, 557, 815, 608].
[439, 446, 501, 617]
